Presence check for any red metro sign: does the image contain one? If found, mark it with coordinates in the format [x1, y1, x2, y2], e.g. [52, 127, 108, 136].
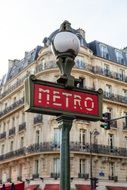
[25, 76, 103, 121]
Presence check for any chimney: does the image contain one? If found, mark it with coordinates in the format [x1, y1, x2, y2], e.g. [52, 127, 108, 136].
[123, 47, 127, 53]
[77, 28, 86, 39]
[8, 59, 15, 69]
[8, 59, 19, 69]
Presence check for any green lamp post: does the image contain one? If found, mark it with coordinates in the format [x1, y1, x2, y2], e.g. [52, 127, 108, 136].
[51, 21, 80, 190]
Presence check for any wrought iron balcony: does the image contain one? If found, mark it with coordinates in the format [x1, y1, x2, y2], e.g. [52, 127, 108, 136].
[0, 73, 30, 99]
[103, 91, 127, 104]
[9, 127, 15, 136]
[0, 131, 6, 139]
[34, 114, 43, 124]
[1, 142, 127, 162]
[0, 97, 24, 118]
[92, 66, 127, 82]
[0, 147, 26, 161]
[19, 122, 26, 132]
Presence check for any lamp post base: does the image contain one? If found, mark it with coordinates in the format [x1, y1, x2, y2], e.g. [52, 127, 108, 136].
[57, 115, 73, 190]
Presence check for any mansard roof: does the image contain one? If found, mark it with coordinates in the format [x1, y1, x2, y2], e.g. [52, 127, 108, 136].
[6, 45, 42, 82]
[88, 40, 127, 66]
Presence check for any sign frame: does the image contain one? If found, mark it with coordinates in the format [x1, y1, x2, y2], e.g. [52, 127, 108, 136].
[24, 75, 103, 121]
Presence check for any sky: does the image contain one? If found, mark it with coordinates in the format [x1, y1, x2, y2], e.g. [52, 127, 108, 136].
[0, 0, 127, 79]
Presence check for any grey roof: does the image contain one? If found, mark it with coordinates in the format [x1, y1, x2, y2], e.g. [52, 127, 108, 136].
[88, 41, 127, 66]
[6, 46, 42, 82]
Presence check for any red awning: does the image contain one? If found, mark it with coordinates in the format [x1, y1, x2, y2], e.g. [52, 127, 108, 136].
[25, 185, 39, 190]
[107, 186, 127, 190]
[75, 184, 92, 190]
[0, 182, 24, 190]
[44, 184, 59, 190]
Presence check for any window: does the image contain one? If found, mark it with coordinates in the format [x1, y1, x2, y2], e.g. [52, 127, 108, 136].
[108, 134, 114, 151]
[119, 69, 125, 80]
[22, 112, 25, 123]
[104, 64, 110, 76]
[54, 128, 61, 147]
[10, 141, 14, 151]
[123, 112, 127, 129]
[8, 167, 12, 179]
[13, 97, 16, 103]
[99, 43, 109, 59]
[35, 160, 39, 175]
[124, 136, 127, 149]
[123, 89, 127, 97]
[78, 77, 86, 88]
[40, 59, 46, 70]
[12, 117, 15, 127]
[79, 129, 86, 148]
[3, 122, 6, 132]
[107, 108, 113, 119]
[75, 57, 85, 68]
[122, 89, 127, 103]
[79, 159, 86, 174]
[109, 162, 115, 177]
[53, 158, 60, 174]
[20, 137, 24, 148]
[36, 130, 40, 144]
[106, 84, 112, 97]
[115, 50, 124, 64]
[1, 144, 4, 154]
[5, 102, 7, 109]
[19, 164, 22, 177]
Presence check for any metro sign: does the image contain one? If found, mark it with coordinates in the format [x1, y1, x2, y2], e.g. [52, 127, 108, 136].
[25, 75, 103, 121]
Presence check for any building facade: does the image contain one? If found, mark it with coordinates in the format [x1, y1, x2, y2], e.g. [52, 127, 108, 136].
[0, 23, 127, 189]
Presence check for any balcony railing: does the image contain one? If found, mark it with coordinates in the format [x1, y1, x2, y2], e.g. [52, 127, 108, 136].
[9, 127, 15, 136]
[0, 97, 24, 118]
[0, 73, 30, 99]
[0, 131, 6, 139]
[1, 142, 127, 162]
[103, 91, 127, 104]
[19, 122, 26, 132]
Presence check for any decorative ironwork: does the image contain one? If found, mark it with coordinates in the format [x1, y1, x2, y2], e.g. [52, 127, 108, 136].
[0, 97, 24, 118]
[0, 142, 127, 162]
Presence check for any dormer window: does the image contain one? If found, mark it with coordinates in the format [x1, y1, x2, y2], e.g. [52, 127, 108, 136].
[99, 43, 109, 59]
[115, 49, 124, 64]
